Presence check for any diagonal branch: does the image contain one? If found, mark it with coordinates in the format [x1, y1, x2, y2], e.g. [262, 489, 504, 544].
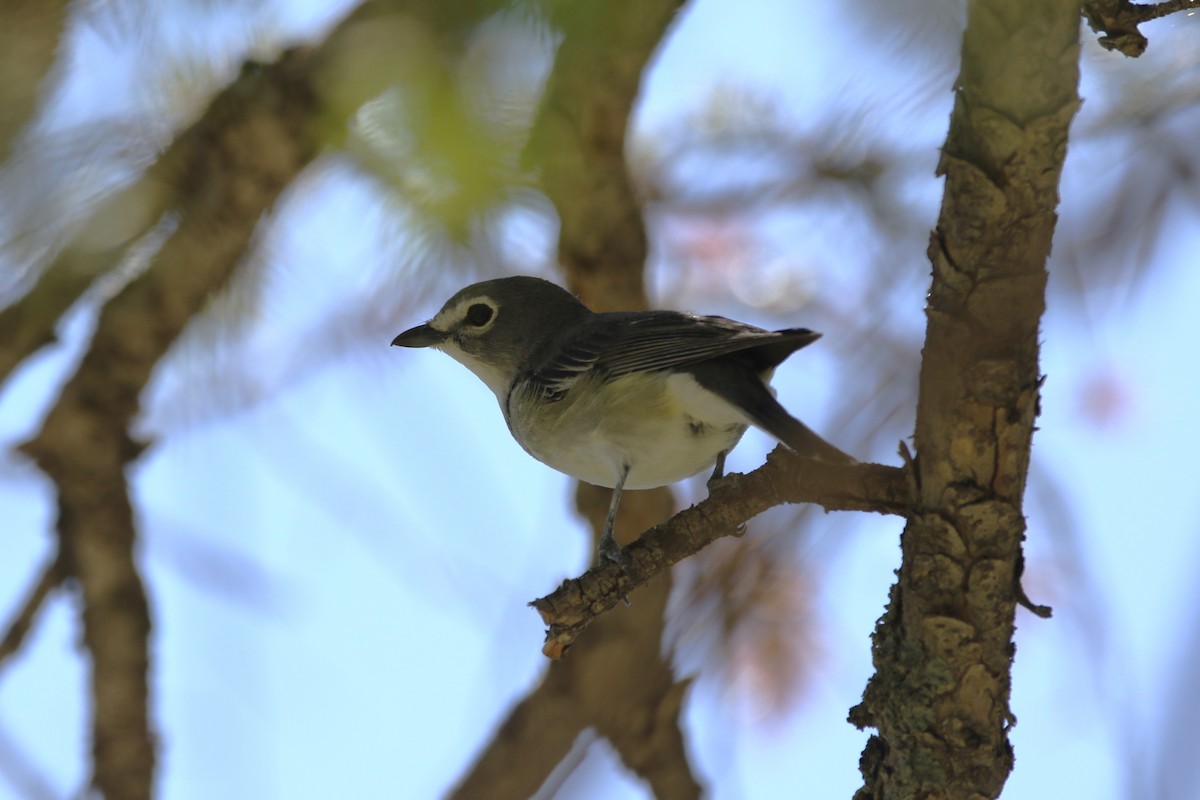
[455, 488, 704, 799]
[453, 487, 702, 799]
[0, 174, 174, 388]
[0, 0, 440, 389]
[1082, 0, 1199, 57]
[0, 551, 66, 673]
[533, 455, 908, 658]
[450, 680, 586, 799]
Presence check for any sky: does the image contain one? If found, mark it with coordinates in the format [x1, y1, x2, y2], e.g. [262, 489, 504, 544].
[1, 1, 1199, 799]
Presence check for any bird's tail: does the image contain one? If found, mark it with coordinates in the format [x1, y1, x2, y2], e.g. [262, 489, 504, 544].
[745, 389, 857, 464]
[694, 363, 856, 464]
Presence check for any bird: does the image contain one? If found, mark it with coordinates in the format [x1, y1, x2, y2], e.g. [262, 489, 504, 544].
[391, 275, 853, 566]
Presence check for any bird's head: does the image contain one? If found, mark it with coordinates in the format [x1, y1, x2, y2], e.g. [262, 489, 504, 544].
[392, 276, 589, 398]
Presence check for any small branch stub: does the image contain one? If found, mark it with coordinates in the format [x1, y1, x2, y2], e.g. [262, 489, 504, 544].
[1083, 0, 1198, 57]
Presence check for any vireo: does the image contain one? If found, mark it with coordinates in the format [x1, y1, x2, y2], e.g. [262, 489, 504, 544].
[392, 276, 853, 564]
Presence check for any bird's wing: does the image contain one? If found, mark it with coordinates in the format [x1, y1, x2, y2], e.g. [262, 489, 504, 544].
[525, 311, 819, 399]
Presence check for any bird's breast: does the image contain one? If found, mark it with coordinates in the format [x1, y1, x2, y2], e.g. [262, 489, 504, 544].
[504, 371, 751, 489]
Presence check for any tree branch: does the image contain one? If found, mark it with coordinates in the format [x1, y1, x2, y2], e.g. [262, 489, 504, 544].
[0, 0, 441, 390]
[0, 218, 160, 388]
[1082, 0, 1198, 57]
[3, 3, 557, 798]
[18, 48, 322, 800]
[0, 551, 66, 673]
[525, 0, 687, 312]
[454, 488, 702, 799]
[533, 455, 909, 658]
[450, 680, 585, 799]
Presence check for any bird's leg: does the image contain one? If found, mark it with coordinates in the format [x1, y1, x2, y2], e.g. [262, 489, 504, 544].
[599, 464, 630, 566]
[707, 450, 729, 486]
[708, 450, 745, 536]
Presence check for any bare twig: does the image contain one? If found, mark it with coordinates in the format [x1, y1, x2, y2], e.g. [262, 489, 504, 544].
[454, 487, 700, 799]
[0, 552, 66, 672]
[532, 455, 908, 658]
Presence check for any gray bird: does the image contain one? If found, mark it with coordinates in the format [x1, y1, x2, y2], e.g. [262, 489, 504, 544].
[392, 276, 853, 565]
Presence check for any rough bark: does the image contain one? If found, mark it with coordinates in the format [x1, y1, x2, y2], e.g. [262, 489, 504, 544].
[847, 1, 1081, 798]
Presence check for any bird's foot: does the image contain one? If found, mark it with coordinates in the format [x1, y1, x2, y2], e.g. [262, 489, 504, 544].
[707, 451, 729, 488]
[599, 531, 625, 568]
[706, 472, 733, 492]
[598, 532, 632, 606]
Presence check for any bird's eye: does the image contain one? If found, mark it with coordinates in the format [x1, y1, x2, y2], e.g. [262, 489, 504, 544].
[466, 303, 494, 327]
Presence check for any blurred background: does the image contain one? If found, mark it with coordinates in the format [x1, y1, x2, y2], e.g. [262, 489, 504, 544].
[1, 0, 1198, 798]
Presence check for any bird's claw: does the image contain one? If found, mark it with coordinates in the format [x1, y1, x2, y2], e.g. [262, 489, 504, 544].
[598, 534, 632, 605]
[599, 532, 625, 568]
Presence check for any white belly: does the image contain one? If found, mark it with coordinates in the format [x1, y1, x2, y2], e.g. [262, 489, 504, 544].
[506, 371, 751, 489]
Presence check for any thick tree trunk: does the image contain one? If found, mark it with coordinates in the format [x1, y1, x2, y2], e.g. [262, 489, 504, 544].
[849, 1, 1081, 797]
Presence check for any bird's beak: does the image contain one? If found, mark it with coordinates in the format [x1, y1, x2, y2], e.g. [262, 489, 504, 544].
[391, 323, 446, 348]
